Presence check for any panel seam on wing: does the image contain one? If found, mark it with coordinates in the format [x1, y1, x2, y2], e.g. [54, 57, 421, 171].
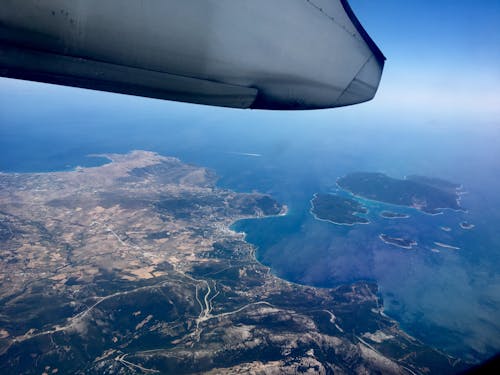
[304, 0, 363, 42]
[333, 54, 374, 105]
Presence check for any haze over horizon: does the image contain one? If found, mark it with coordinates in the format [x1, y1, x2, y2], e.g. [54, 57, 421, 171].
[1, 1, 499, 126]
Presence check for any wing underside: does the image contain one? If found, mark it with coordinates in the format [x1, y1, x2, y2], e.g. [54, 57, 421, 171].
[0, 0, 385, 110]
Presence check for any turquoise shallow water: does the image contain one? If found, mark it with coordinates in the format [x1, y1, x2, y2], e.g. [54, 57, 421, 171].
[1, 87, 499, 362]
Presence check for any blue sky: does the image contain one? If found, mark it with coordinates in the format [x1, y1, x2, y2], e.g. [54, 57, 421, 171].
[349, 0, 500, 123]
[0, 1, 499, 126]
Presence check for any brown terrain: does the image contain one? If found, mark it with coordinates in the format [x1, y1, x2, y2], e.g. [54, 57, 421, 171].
[0, 151, 467, 374]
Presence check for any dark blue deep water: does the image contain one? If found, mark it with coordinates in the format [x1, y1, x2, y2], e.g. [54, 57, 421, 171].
[1, 83, 499, 362]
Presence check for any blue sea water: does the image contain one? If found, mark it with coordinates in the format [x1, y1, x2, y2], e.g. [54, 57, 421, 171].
[1, 82, 499, 362]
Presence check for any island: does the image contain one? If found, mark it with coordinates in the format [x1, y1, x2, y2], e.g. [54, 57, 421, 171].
[405, 175, 462, 194]
[310, 193, 369, 225]
[460, 221, 475, 230]
[434, 242, 460, 250]
[379, 234, 417, 249]
[380, 211, 410, 219]
[0, 151, 467, 374]
[337, 172, 463, 214]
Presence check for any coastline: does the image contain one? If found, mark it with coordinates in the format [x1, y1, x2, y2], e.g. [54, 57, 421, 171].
[434, 242, 460, 250]
[379, 234, 417, 250]
[380, 211, 410, 219]
[335, 177, 467, 216]
[1, 150, 481, 368]
[460, 222, 475, 230]
[308, 193, 371, 226]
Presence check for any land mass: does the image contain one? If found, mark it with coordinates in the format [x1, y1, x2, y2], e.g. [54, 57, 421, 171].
[405, 175, 461, 194]
[434, 242, 460, 250]
[337, 172, 463, 214]
[0, 151, 467, 374]
[310, 193, 369, 225]
[460, 221, 475, 230]
[379, 234, 418, 249]
[380, 211, 410, 219]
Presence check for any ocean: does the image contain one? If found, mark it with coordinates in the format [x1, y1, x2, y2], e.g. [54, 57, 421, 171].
[1, 84, 499, 362]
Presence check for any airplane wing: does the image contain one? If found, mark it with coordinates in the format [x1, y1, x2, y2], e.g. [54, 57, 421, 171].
[0, 0, 385, 110]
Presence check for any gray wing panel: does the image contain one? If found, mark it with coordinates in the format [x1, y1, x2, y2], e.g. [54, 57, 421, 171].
[0, 0, 384, 110]
[0, 43, 257, 108]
